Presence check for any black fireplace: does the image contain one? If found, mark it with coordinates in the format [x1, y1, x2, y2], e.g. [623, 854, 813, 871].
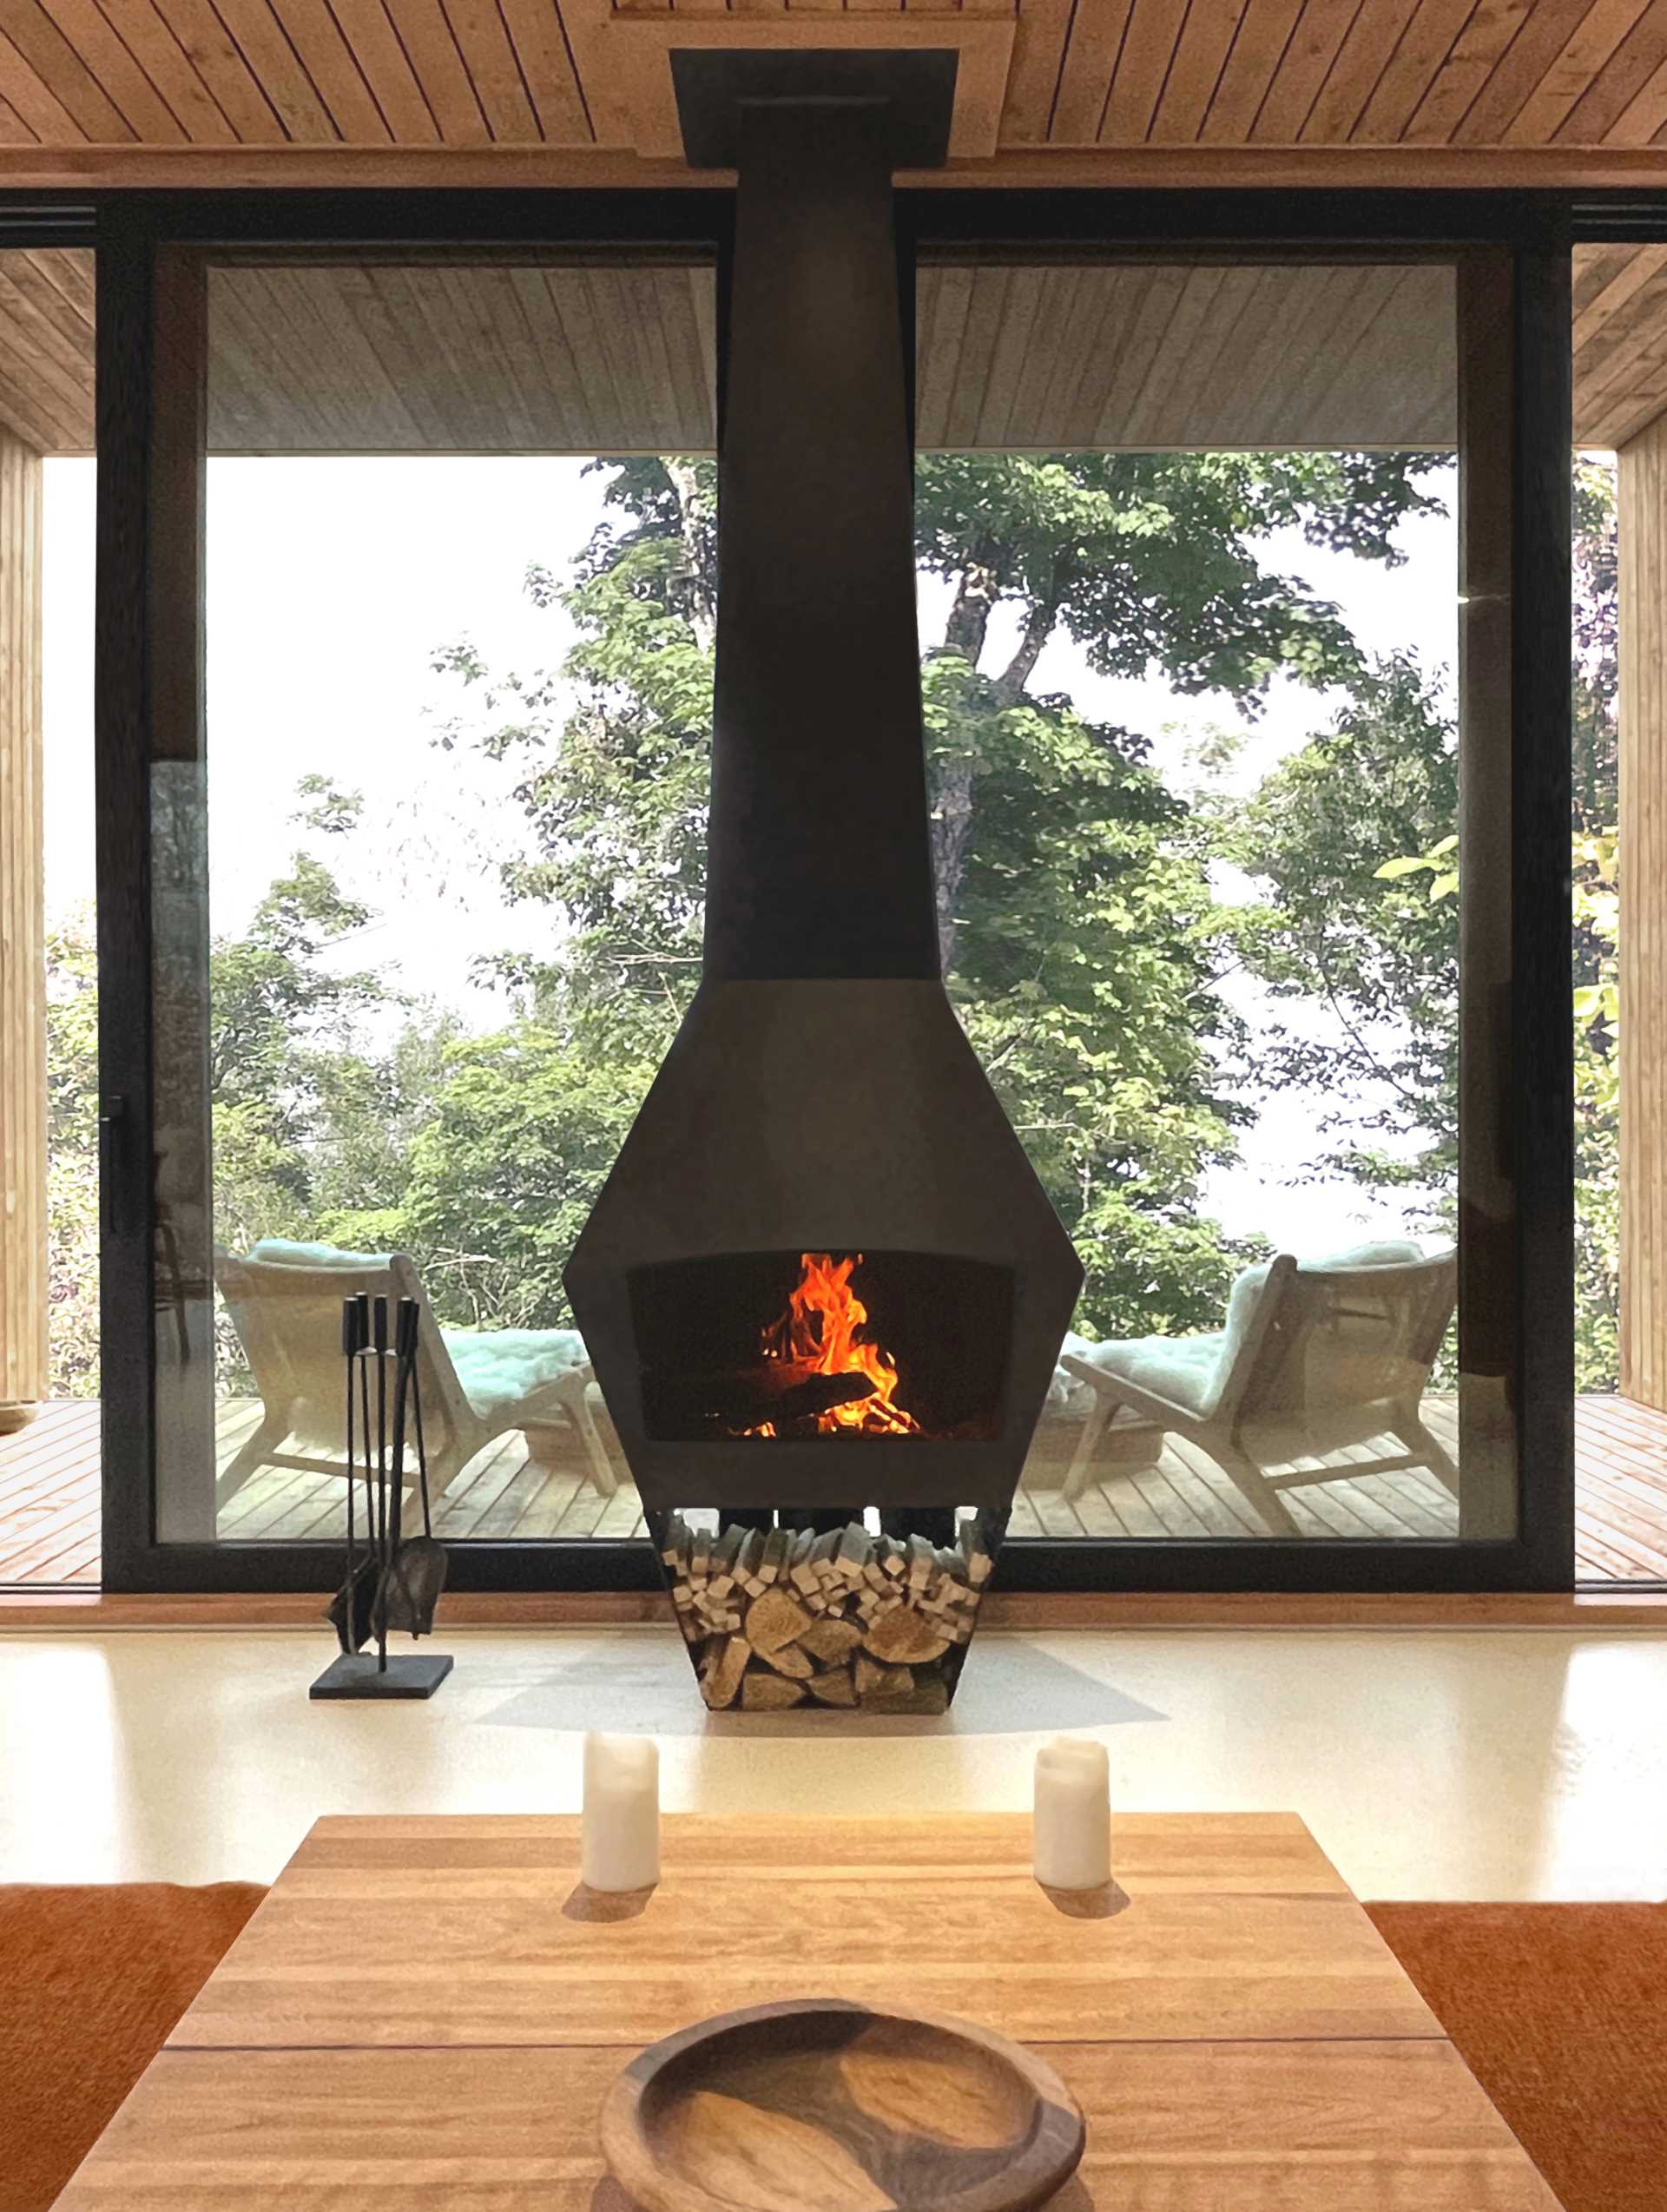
[563, 52, 1083, 1707]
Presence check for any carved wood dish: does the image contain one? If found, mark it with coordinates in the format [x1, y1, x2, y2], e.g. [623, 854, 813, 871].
[599, 1997, 1086, 2212]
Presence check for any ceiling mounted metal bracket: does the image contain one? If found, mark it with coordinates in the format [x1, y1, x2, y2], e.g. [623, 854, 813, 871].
[669, 46, 959, 172]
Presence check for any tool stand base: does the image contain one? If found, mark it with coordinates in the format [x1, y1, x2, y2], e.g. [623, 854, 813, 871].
[310, 1651, 454, 1700]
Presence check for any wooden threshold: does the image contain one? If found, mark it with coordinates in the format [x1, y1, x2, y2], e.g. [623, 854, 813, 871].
[2, 1588, 1664, 1631]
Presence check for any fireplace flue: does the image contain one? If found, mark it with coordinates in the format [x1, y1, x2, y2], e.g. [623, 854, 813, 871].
[563, 56, 1083, 1704]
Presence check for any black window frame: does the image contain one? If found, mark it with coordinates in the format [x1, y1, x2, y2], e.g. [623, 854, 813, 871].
[1, 181, 1574, 1593]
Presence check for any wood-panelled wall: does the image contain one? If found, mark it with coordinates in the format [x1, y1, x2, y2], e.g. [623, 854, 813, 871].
[1619, 413, 1667, 1413]
[0, 428, 45, 1410]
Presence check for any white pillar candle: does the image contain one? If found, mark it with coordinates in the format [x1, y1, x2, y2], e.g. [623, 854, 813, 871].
[1032, 1735, 1111, 1891]
[582, 1732, 660, 1893]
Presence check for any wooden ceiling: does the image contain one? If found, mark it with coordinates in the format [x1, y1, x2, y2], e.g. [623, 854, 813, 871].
[915, 260, 1456, 449]
[3, 244, 1665, 457]
[207, 258, 717, 452]
[1574, 243, 1667, 448]
[0, 247, 90, 451]
[1, 7, 1667, 455]
[0, 2, 1666, 188]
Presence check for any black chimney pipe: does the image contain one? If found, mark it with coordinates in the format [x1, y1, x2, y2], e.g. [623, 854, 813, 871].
[703, 102, 940, 984]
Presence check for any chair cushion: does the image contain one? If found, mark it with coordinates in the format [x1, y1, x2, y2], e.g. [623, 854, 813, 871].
[441, 1328, 590, 1423]
[247, 1237, 391, 1270]
[1070, 1329, 1229, 1419]
[1058, 1239, 1433, 1421]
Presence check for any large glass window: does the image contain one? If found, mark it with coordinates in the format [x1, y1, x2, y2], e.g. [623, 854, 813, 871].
[913, 255, 1490, 1544]
[151, 251, 716, 1548]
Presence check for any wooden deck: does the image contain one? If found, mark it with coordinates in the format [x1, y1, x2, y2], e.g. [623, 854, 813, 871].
[3, 1392, 1666, 1587]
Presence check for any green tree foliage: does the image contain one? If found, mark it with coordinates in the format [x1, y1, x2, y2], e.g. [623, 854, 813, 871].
[43, 808, 442, 1392]
[414, 451, 1440, 1339]
[1222, 457, 1620, 1390]
[1215, 652, 1460, 1213]
[43, 912, 100, 1396]
[42, 447, 1456, 1385]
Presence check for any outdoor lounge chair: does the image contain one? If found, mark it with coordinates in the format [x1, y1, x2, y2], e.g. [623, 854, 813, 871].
[1059, 1241, 1459, 1537]
[213, 1240, 617, 1509]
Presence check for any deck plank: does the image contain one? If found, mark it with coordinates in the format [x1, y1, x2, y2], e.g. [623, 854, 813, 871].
[3, 1392, 1665, 1584]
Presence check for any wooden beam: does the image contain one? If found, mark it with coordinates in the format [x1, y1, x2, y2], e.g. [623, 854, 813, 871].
[3, 141, 1667, 189]
[0, 426, 45, 1418]
[1618, 413, 1667, 1412]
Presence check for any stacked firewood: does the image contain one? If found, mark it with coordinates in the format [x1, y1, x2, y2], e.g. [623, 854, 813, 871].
[660, 1517, 993, 1714]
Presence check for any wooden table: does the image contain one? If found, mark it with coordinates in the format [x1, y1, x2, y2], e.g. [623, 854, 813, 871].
[56, 1813, 1563, 2209]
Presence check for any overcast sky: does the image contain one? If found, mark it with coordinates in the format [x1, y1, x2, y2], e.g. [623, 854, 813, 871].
[41, 454, 1459, 1256]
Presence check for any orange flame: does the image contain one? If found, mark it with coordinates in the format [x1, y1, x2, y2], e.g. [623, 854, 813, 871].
[756, 1252, 920, 1436]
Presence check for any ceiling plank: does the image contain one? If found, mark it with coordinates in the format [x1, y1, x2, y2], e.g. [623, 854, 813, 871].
[30, 0, 186, 139]
[975, 264, 1045, 446]
[498, 0, 594, 143]
[1049, 0, 1137, 144]
[1574, 243, 1667, 351]
[1503, 0, 1655, 142]
[1249, 0, 1361, 143]
[1100, 0, 1190, 142]
[0, 22, 82, 138]
[92, 0, 240, 143]
[148, 0, 288, 142]
[263, 2, 390, 142]
[0, 92, 36, 142]
[1603, 46, 1667, 137]
[1556, 0, 1667, 141]
[0, 0, 137, 139]
[1199, 0, 1308, 142]
[212, 0, 344, 141]
[380, 0, 491, 142]
[1150, 0, 1252, 143]
[1353, 0, 1485, 143]
[1401, 0, 1537, 142]
[322, 0, 440, 142]
[1301, 0, 1423, 144]
[1450, 0, 1595, 140]
[443, 0, 541, 141]
[1000, 0, 1076, 144]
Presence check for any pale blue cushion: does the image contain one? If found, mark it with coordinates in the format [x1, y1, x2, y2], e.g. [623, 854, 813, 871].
[245, 1241, 590, 1425]
[1072, 1329, 1229, 1418]
[1058, 1239, 1432, 1420]
[249, 1237, 390, 1270]
[441, 1327, 589, 1422]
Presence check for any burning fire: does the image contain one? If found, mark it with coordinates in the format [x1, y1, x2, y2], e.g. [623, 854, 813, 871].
[753, 1252, 920, 1436]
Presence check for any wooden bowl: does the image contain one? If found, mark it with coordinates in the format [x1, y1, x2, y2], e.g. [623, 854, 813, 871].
[599, 1998, 1086, 2212]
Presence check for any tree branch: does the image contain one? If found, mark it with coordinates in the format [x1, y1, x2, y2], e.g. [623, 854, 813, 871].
[994, 557, 1068, 704]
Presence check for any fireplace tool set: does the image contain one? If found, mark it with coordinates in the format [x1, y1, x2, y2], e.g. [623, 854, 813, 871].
[310, 1293, 454, 1701]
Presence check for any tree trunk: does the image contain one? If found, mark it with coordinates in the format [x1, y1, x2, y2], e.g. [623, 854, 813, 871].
[929, 556, 1064, 973]
[663, 458, 717, 655]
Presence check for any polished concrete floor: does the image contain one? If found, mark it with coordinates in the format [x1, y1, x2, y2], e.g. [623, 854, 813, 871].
[2, 1625, 1665, 1903]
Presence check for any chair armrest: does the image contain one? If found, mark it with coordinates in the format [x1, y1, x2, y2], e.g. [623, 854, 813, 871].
[514, 1367, 594, 1421]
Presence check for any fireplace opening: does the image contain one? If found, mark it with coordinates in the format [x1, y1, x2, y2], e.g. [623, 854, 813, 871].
[629, 1251, 1012, 1443]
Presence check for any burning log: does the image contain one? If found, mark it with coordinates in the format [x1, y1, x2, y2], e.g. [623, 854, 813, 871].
[660, 1512, 993, 1712]
[649, 1362, 880, 1436]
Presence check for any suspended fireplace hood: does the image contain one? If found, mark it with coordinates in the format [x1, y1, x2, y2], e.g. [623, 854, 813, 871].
[563, 57, 1084, 1521]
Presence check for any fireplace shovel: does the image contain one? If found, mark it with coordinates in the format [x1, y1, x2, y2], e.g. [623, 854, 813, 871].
[379, 1297, 448, 1638]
